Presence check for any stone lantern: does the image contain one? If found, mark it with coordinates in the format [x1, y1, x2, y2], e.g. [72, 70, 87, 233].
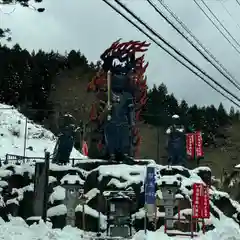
[103, 190, 135, 238]
[158, 174, 181, 230]
[61, 174, 87, 228]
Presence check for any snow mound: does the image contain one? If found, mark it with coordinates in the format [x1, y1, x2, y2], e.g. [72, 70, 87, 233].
[0, 103, 84, 160]
[0, 213, 239, 239]
[84, 163, 240, 237]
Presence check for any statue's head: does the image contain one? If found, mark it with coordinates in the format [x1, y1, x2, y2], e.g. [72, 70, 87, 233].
[100, 39, 150, 75]
[171, 114, 181, 128]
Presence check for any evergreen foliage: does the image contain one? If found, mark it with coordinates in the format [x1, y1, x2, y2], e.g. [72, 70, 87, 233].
[0, 43, 237, 146]
[0, 44, 95, 121]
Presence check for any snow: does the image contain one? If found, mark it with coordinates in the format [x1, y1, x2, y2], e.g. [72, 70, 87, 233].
[157, 175, 181, 186]
[47, 204, 67, 217]
[75, 204, 107, 229]
[5, 184, 34, 206]
[166, 127, 184, 134]
[235, 163, 240, 168]
[107, 178, 131, 188]
[172, 115, 179, 119]
[0, 169, 12, 178]
[0, 216, 238, 240]
[0, 180, 8, 187]
[12, 184, 34, 199]
[49, 186, 66, 204]
[97, 164, 146, 184]
[84, 188, 100, 203]
[191, 166, 211, 173]
[61, 174, 84, 185]
[166, 128, 171, 134]
[0, 103, 85, 160]
[0, 160, 239, 239]
[49, 176, 57, 184]
[11, 163, 35, 177]
[6, 198, 19, 206]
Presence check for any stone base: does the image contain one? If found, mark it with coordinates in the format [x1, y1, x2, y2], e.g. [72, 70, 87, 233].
[75, 159, 155, 171]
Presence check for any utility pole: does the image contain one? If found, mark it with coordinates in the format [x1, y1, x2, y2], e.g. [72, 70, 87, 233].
[156, 127, 160, 163]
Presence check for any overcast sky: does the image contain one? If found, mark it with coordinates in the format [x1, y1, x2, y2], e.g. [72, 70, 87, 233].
[1, 0, 240, 111]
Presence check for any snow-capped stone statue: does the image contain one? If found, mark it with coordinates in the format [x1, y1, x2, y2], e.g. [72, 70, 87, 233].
[166, 114, 186, 166]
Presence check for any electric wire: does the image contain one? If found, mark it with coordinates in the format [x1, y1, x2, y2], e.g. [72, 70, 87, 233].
[200, 0, 240, 49]
[220, 0, 240, 31]
[147, 0, 240, 91]
[236, 0, 240, 8]
[109, 0, 240, 104]
[101, 0, 240, 108]
[158, 0, 240, 88]
[193, 0, 240, 56]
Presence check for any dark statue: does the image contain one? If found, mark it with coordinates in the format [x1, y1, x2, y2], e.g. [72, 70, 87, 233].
[87, 39, 150, 161]
[52, 114, 76, 164]
[166, 115, 186, 166]
[104, 80, 135, 160]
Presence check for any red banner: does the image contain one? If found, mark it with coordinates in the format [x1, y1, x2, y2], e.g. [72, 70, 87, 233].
[192, 183, 203, 218]
[195, 131, 204, 158]
[192, 183, 210, 219]
[82, 141, 88, 156]
[202, 186, 210, 219]
[186, 133, 195, 159]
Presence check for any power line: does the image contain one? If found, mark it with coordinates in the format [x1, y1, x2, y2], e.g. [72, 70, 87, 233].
[193, 0, 240, 56]
[158, 0, 240, 88]
[200, 0, 240, 49]
[220, 0, 240, 31]
[236, 0, 240, 8]
[101, 0, 240, 108]
[147, 0, 240, 91]
[108, 0, 240, 104]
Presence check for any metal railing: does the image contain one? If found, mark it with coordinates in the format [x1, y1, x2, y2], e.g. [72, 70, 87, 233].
[4, 153, 85, 166]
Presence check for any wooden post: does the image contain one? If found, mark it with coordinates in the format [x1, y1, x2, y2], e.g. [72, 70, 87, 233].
[82, 202, 85, 231]
[191, 199, 194, 239]
[144, 205, 147, 236]
[42, 151, 50, 222]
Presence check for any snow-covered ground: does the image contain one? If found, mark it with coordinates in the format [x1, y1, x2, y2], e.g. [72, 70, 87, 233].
[0, 216, 239, 240]
[0, 103, 85, 159]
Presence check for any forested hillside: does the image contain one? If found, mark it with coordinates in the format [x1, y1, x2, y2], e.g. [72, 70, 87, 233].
[1, 43, 239, 176]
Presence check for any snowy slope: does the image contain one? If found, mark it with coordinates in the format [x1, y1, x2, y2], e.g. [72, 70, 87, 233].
[0, 103, 85, 159]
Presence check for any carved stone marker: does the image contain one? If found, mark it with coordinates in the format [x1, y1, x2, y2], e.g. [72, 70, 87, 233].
[62, 180, 85, 227]
[104, 190, 135, 238]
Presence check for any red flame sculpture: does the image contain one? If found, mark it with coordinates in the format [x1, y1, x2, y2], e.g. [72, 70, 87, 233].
[87, 40, 150, 158]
